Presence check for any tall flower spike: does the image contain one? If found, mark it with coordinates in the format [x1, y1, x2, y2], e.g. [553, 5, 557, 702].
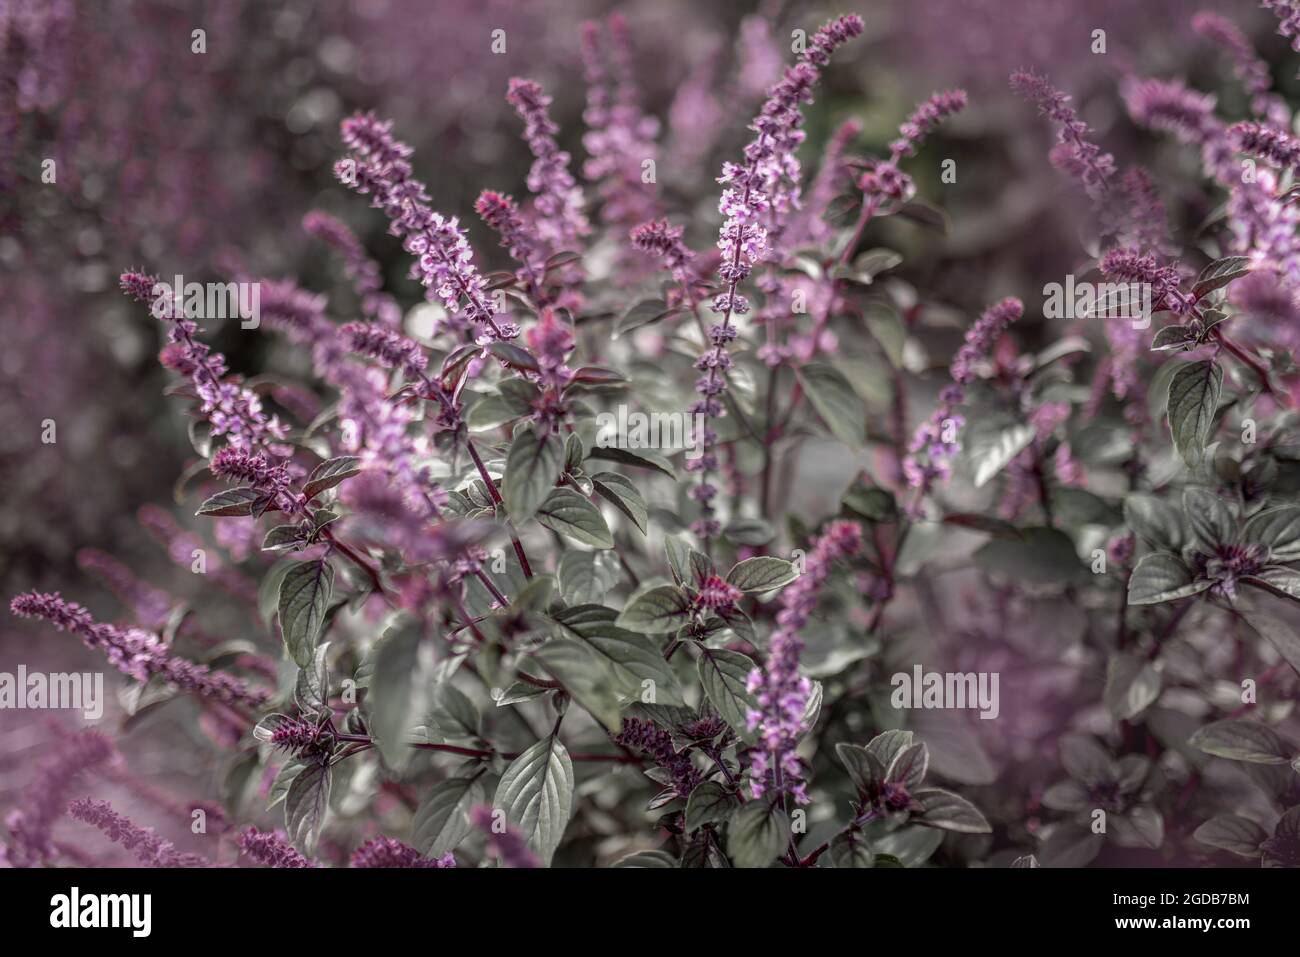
[1264, 0, 1300, 51]
[336, 113, 516, 342]
[746, 520, 861, 805]
[10, 592, 270, 708]
[68, 799, 210, 868]
[902, 298, 1024, 512]
[695, 13, 864, 545]
[301, 211, 399, 324]
[580, 15, 659, 270]
[475, 189, 548, 301]
[1010, 69, 1115, 202]
[506, 78, 590, 251]
[890, 89, 967, 159]
[2, 730, 115, 867]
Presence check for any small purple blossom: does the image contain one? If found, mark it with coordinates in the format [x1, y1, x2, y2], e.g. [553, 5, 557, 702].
[890, 89, 967, 159]
[2, 731, 115, 867]
[1011, 69, 1116, 201]
[612, 718, 703, 798]
[1229, 121, 1300, 172]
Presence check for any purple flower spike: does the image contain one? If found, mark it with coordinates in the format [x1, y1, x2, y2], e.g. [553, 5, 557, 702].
[746, 520, 861, 805]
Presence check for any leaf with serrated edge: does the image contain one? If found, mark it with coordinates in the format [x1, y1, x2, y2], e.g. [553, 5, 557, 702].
[536, 487, 614, 548]
[278, 559, 335, 667]
[492, 736, 574, 866]
[1166, 360, 1222, 468]
[411, 776, 486, 857]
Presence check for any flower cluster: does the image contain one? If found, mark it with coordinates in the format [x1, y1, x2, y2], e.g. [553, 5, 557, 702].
[746, 520, 861, 804]
[612, 718, 703, 798]
[470, 806, 540, 868]
[1010, 68, 1115, 201]
[506, 77, 590, 252]
[68, 799, 209, 868]
[336, 113, 514, 342]
[10, 592, 270, 708]
[349, 836, 456, 868]
[903, 298, 1024, 509]
[237, 827, 315, 868]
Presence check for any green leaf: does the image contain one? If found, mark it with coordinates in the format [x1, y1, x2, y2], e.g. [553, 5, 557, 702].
[1188, 719, 1291, 764]
[843, 485, 898, 522]
[1184, 488, 1235, 550]
[612, 849, 678, 867]
[614, 299, 683, 338]
[726, 800, 790, 868]
[697, 649, 758, 738]
[533, 638, 623, 731]
[551, 605, 683, 705]
[557, 550, 620, 604]
[278, 559, 335, 667]
[1127, 553, 1212, 605]
[967, 423, 1036, 488]
[263, 523, 307, 552]
[535, 487, 614, 548]
[411, 776, 486, 857]
[503, 426, 563, 524]
[1166, 360, 1223, 468]
[1103, 653, 1161, 720]
[684, 781, 734, 832]
[616, 585, 692, 633]
[911, 788, 991, 833]
[368, 616, 431, 768]
[723, 517, 776, 546]
[885, 741, 929, 790]
[796, 363, 865, 446]
[493, 736, 575, 866]
[835, 742, 886, 794]
[1238, 596, 1300, 676]
[1241, 505, 1300, 561]
[585, 444, 676, 479]
[1193, 815, 1267, 858]
[304, 456, 361, 499]
[974, 527, 1086, 585]
[1151, 324, 1198, 351]
[725, 556, 798, 594]
[1123, 493, 1185, 551]
[834, 247, 902, 285]
[864, 729, 915, 768]
[864, 303, 906, 369]
[828, 829, 875, 868]
[467, 394, 524, 430]
[294, 642, 330, 713]
[1192, 255, 1251, 299]
[590, 472, 648, 533]
[197, 486, 260, 517]
[284, 759, 330, 857]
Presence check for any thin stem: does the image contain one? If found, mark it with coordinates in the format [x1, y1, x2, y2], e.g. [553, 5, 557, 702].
[465, 437, 534, 578]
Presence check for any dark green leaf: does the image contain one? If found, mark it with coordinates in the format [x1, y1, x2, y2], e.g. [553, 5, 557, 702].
[911, 788, 991, 833]
[1193, 815, 1267, 857]
[503, 427, 563, 524]
[1241, 505, 1300, 561]
[493, 736, 574, 865]
[304, 456, 361, 499]
[1189, 719, 1290, 764]
[590, 471, 648, 533]
[557, 550, 620, 604]
[197, 486, 260, 517]
[412, 776, 486, 857]
[698, 649, 758, 738]
[967, 424, 1036, 488]
[1166, 360, 1223, 468]
[1192, 256, 1251, 299]
[726, 800, 789, 869]
[974, 527, 1086, 585]
[796, 363, 865, 446]
[284, 759, 330, 856]
[616, 585, 692, 633]
[1103, 653, 1161, 720]
[725, 556, 797, 594]
[1184, 487, 1235, 550]
[278, 559, 335, 667]
[1127, 552, 1212, 605]
[684, 781, 734, 832]
[535, 487, 614, 548]
[1123, 494, 1185, 551]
